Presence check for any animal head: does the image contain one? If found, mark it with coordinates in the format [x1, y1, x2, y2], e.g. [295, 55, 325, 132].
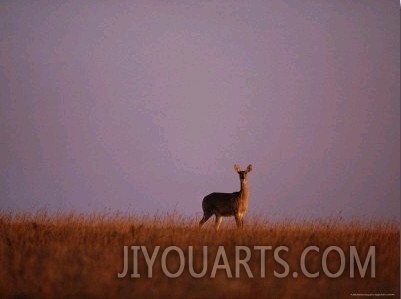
[234, 164, 253, 181]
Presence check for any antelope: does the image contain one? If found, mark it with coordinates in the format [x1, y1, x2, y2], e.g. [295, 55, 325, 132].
[199, 164, 253, 230]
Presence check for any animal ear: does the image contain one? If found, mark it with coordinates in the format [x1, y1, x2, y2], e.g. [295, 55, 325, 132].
[246, 164, 253, 172]
[234, 164, 240, 172]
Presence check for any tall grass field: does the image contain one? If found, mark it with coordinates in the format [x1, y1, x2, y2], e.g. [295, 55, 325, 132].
[0, 212, 399, 298]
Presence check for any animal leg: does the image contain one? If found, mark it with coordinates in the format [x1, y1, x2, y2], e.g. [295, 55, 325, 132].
[215, 215, 223, 231]
[199, 213, 212, 228]
[235, 214, 244, 229]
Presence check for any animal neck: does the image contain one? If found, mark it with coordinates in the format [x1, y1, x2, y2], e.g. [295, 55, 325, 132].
[240, 180, 249, 197]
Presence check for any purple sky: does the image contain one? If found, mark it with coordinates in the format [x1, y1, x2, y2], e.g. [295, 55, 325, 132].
[1, 1, 399, 220]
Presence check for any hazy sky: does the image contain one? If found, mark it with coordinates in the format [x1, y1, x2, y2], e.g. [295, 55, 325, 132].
[1, 1, 399, 221]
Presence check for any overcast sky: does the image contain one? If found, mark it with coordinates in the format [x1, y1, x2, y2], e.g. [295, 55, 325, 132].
[1, 1, 399, 221]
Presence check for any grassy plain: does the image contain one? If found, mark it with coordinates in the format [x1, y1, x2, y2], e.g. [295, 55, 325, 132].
[0, 211, 399, 298]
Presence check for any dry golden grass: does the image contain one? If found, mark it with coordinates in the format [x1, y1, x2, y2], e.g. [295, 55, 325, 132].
[0, 211, 399, 299]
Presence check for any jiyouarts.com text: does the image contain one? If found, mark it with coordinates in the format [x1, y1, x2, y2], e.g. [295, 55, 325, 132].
[117, 245, 375, 279]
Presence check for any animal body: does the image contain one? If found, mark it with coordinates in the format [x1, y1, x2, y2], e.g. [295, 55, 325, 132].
[199, 164, 252, 230]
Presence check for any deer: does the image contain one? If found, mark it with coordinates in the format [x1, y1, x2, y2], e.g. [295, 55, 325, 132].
[199, 164, 253, 230]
